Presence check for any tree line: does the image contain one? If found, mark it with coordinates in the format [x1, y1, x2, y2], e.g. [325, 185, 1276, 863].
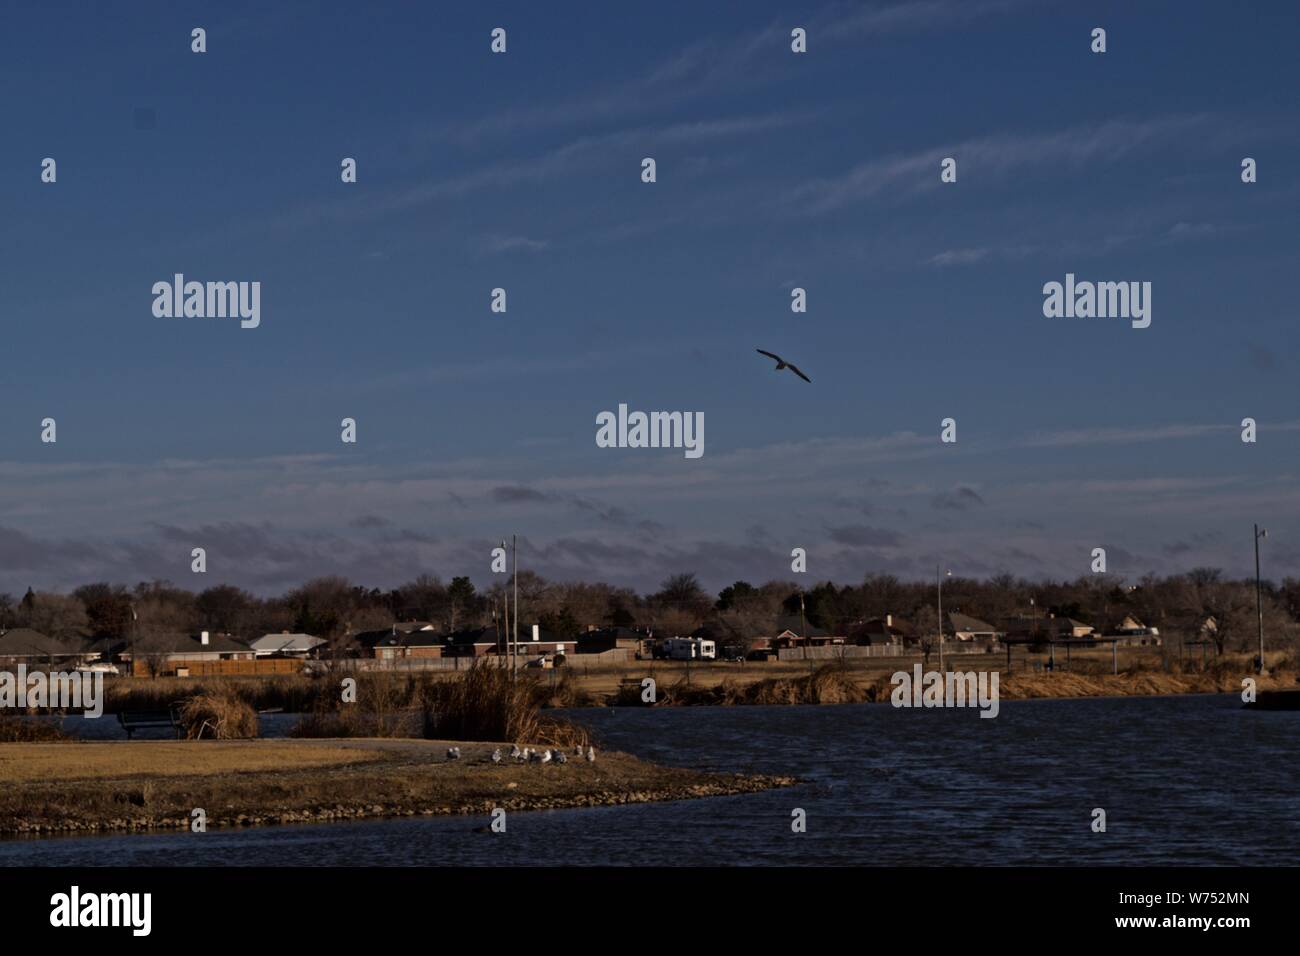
[2, 567, 1298, 658]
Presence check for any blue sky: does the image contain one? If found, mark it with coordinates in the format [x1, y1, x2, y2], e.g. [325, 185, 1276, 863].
[2, 0, 1298, 594]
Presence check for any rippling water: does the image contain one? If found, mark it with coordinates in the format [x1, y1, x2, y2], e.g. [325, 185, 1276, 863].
[3, 694, 1296, 866]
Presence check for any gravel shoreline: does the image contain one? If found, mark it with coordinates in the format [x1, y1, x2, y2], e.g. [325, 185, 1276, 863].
[0, 739, 797, 836]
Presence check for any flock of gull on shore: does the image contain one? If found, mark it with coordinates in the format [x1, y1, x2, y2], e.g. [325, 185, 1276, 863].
[444, 744, 597, 765]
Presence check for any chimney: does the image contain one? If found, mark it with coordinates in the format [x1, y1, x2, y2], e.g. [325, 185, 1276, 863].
[200, 630, 210, 646]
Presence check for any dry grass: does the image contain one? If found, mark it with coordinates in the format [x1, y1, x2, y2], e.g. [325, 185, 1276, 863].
[644, 663, 868, 706]
[420, 663, 590, 748]
[545, 668, 598, 708]
[286, 664, 591, 747]
[0, 741, 383, 782]
[103, 673, 325, 713]
[0, 738, 795, 834]
[291, 670, 423, 738]
[0, 716, 68, 742]
[860, 658, 1298, 702]
[89, 647, 1296, 724]
[177, 686, 260, 739]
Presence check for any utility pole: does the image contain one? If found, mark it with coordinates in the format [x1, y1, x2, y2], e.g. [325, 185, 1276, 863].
[500, 539, 509, 672]
[800, 591, 811, 673]
[512, 533, 519, 682]
[1255, 524, 1268, 675]
[493, 598, 500, 658]
[937, 565, 951, 672]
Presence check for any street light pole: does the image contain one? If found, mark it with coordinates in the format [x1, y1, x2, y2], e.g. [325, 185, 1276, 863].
[937, 565, 951, 672]
[1255, 524, 1268, 675]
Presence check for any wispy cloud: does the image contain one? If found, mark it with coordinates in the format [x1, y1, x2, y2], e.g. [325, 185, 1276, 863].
[430, 1, 1033, 147]
[1165, 221, 1217, 241]
[928, 247, 991, 267]
[272, 112, 807, 231]
[480, 234, 549, 255]
[1020, 421, 1300, 449]
[786, 114, 1214, 215]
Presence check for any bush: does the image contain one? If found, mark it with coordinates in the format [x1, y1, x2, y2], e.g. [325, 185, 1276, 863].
[0, 716, 68, 742]
[290, 670, 424, 738]
[420, 662, 589, 748]
[177, 687, 259, 739]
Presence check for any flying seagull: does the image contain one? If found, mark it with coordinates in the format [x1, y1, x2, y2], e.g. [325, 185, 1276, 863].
[756, 349, 811, 383]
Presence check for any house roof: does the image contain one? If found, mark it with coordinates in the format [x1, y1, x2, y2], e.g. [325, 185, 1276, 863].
[580, 626, 648, 642]
[858, 616, 914, 635]
[446, 625, 563, 646]
[0, 628, 96, 658]
[1053, 617, 1093, 630]
[444, 626, 499, 646]
[130, 632, 250, 655]
[249, 633, 325, 653]
[356, 626, 444, 648]
[772, 615, 828, 638]
[946, 613, 999, 633]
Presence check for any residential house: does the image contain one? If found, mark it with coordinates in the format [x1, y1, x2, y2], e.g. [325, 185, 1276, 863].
[446, 624, 572, 659]
[851, 615, 913, 646]
[248, 632, 325, 658]
[762, 615, 844, 649]
[945, 612, 1002, 642]
[577, 626, 651, 656]
[1002, 613, 1046, 640]
[0, 628, 101, 667]
[356, 622, 445, 661]
[123, 631, 255, 676]
[1046, 616, 1095, 640]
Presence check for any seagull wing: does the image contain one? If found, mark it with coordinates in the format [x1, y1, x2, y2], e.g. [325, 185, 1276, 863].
[787, 363, 812, 383]
[756, 349, 783, 363]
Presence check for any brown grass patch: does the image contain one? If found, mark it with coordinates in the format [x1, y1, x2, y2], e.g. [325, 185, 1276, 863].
[0, 741, 383, 783]
[0, 716, 68, 742]
[177, 687, 259, 739]
[421, 662, 589, 748]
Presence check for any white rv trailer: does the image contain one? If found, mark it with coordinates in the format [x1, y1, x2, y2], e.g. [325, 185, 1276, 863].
[662, 637, 716, 661]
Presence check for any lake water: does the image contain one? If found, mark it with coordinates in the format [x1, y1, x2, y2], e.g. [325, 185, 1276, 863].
[3, 694, 1296, 866]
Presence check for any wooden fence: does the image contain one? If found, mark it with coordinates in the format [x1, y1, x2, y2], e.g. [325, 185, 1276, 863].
[134, 658, 303, 677]
[777, 643, 1001, 661]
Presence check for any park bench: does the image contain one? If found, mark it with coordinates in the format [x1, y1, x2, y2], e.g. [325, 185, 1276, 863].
[117, 705, 183, 740]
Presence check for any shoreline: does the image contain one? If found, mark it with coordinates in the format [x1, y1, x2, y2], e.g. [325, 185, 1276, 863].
[0, 739, 797, 837]
[8, 660, 1290, 726]
[585, 664, 1295, 708]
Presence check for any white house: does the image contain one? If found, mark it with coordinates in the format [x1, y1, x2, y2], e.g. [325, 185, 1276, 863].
[248, 632, 325, 657]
